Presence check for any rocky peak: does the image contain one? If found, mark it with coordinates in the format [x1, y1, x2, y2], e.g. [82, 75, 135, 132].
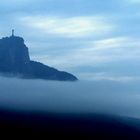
[0, 32, 78, 81]
[0, 35, 30, 73]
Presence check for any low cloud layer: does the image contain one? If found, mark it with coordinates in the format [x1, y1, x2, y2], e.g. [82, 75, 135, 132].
[0, 77, 140, 118]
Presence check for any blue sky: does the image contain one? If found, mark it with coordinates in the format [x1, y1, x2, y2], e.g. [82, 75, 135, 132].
[1, 0, 140, 80]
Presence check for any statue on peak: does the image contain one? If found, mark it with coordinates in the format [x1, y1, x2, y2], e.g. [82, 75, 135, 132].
[12, 29, 14, 37]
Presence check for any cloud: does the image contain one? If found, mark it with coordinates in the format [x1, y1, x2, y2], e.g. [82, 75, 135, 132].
[31, 36, 140, 70]
[1, 77, 140, 118]
[19, 16, 113, 38]
[77, 72, 140, 81]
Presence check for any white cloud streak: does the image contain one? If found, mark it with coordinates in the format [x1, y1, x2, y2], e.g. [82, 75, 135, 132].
[19, 16, 113, 38]
[77, 72, 140, 82]
[31, 36, 140, 69]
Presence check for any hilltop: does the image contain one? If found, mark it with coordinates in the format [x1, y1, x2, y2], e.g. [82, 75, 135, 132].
[0, 31, 78, 81]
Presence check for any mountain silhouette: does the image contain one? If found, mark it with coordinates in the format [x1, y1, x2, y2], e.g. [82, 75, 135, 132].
[0, 31, 78, 81]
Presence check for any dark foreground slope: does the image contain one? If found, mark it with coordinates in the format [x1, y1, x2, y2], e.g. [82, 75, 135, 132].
[0, 109, 140, 140]
[0, 35, 77, 81]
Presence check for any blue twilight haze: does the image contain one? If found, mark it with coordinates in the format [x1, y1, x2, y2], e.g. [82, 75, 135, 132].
[1, 77, 140, 119]
[0, 0, 140, 80]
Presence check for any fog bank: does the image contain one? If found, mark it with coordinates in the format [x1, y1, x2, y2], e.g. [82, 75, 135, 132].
[0, 77, 140, 118]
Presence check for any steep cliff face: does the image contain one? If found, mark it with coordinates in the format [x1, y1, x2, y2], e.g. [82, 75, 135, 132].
[0, 36, 30, 73]
[0, 35, 78, 81]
